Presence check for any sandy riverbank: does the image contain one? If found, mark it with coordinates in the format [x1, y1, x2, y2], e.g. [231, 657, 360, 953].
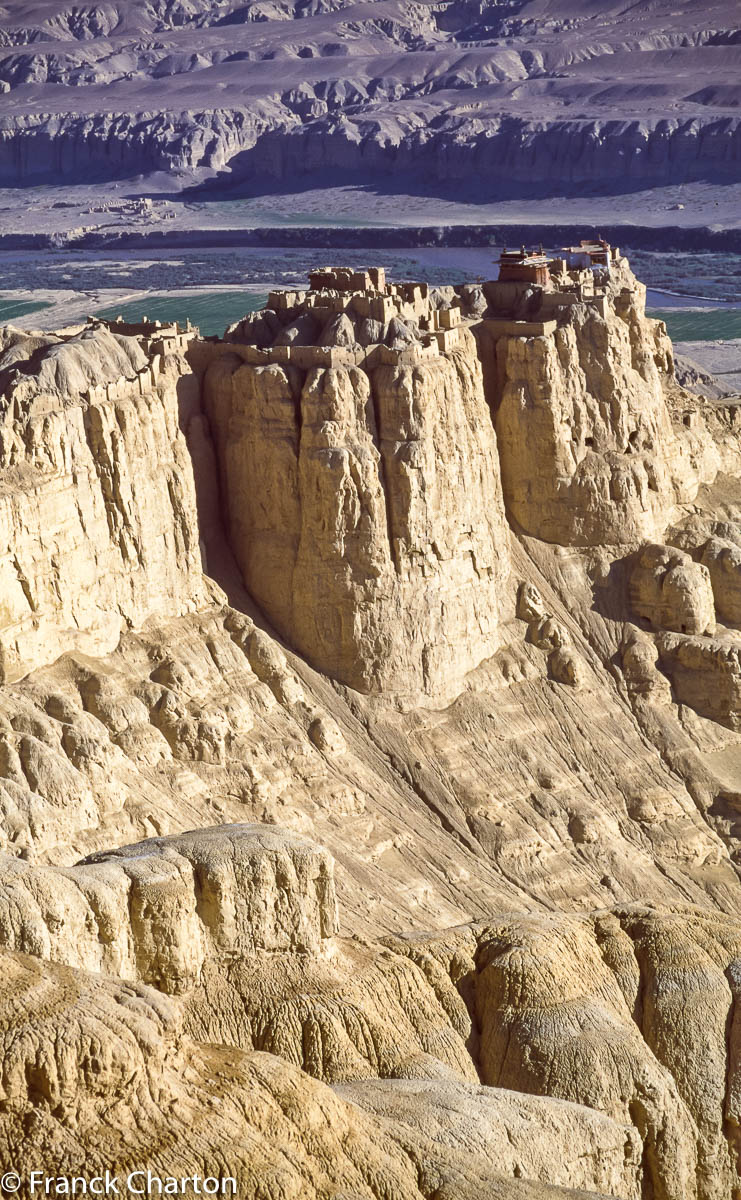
[675, 339, 741, 394]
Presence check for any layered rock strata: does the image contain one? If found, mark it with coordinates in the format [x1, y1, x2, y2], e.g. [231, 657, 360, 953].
[0, 825, 338, 990]
[492, 257, 699, 545]
[657, 632, 741, 730]
[5, 814, 741, 1199]
[193, 252, 730, 699]
[199, 279, 512, 699]
[4, 250, 741, 1198]
[630, 543, 716, 635]
[388, 904, 741, 1200]
[701, 535, 741, 624]
[0, 937, 637, 1200]
[0, 0, 738, 207]
[0, 320, 206, 683]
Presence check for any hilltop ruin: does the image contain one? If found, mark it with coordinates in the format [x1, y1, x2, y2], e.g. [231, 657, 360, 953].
[3, 250, 741, 1198]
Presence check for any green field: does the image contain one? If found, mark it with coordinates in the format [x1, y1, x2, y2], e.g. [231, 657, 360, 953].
[647, 308, 741, 342]
[0, 296, 51, 323]
[96, 290, 270, 337]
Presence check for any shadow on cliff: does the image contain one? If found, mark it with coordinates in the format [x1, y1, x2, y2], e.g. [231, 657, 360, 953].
[175, 372, 278, 630]
[588, 551, 651, 678]
[589, 554, 635, 625]
[156, 162, 735, 208]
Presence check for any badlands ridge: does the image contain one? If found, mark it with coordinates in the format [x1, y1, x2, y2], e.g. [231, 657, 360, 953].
[0, 0, 737, 201]
[3, 249, 741, 1197]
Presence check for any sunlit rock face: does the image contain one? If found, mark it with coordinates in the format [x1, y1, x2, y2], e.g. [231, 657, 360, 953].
[492, 266, 690, 547]
[199, 253, 718, 699]
[0, 322, 207, 683]
[202, 318, 512, 701]
[4, 250, 741, 1200]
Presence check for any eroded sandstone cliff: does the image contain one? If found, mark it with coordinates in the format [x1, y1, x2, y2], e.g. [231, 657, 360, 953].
[0, 0, 737, 206]
[3, 250, 741, 1198]
[201, 314, 511, 700]
[0, 321, 207, 683]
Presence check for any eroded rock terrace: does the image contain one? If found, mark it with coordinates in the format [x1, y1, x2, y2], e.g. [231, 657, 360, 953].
[2, 249, 741, 1197]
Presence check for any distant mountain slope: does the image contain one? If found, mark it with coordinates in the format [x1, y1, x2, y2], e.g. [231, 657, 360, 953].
[0, 0, 738, 194]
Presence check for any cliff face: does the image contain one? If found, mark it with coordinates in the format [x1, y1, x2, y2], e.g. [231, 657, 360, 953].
[212, 113, 741, 195]
[493, 273, 687, 544]
[1, 110, 739, 192]
[7, 253, 741, 1198]
[0, 322, 207, 682]
[202, 329, 511, 700]
[197, 255, 730, 700]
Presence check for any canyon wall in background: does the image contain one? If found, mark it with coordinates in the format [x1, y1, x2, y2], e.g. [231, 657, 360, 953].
[0, 0, 737, 196]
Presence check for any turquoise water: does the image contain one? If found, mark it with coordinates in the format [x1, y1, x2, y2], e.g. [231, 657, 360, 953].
[647, 309, 741, 342]
[96, 290, 270, 337]
[0, 296, 51, 323]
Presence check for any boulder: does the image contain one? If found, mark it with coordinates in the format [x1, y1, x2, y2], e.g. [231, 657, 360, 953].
[630, 544, 715, 635]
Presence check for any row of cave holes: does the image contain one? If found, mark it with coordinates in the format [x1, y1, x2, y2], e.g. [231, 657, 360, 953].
[581, 431, 642, 453]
